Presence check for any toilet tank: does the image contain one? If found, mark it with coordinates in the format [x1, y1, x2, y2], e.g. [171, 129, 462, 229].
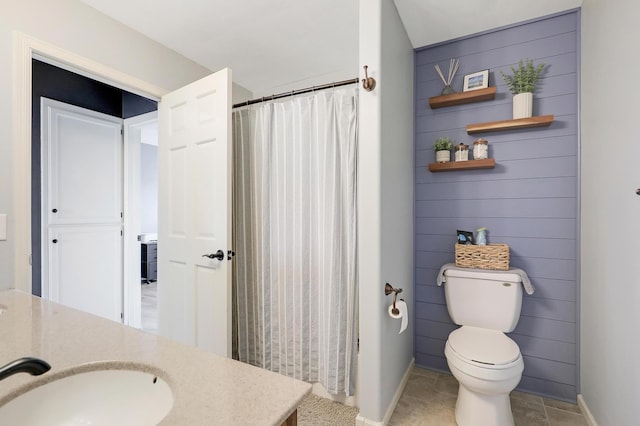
[443, 267, 523, 332]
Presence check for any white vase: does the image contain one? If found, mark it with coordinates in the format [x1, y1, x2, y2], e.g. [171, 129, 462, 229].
[513, 92, 533, 119]
[436, 150, 450, 163]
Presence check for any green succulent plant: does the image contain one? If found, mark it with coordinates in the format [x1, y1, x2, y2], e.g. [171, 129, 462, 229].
[433, 137, 454, 151]
[500, 59, 546, 95]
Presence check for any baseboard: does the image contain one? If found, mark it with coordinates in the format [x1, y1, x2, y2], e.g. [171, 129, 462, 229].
[355, 414, 383, 426]
[577, 394, 598, 426]
[355, 357, 415, 426]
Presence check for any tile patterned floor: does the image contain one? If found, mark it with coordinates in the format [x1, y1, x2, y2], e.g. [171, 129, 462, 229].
[139, 287, 585, 426]
[389, 367, 587, 426]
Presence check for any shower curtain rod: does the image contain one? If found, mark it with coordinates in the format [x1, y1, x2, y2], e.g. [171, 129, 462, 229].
[232, 77, 359, 109]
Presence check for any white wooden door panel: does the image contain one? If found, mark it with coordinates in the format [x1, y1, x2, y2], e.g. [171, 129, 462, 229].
[196, 265, 223, 352]
[49, 226, 122, 321]
[158, 69, 232, 356]
[46, 108, 122, 225]
[164, 259, 195, 345]
[167, 146, 187, 238]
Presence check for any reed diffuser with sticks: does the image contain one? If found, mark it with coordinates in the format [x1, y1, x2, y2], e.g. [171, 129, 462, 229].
[435, 58, 460, 95]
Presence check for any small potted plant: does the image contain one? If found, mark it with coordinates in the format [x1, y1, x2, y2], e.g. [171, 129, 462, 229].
[499, 58, 546, 119]
[434, 137, 454, 163]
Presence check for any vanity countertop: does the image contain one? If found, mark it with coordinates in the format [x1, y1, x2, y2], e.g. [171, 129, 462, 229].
[0, 290, 311, 425]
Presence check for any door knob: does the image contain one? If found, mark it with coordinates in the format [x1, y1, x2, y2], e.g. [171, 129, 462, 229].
[636, 188, 640, 196]
[52, 239, 58, 244]
[202, 250, 225, 261]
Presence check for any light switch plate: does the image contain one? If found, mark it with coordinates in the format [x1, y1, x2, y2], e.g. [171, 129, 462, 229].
[0, 214, 6, 241]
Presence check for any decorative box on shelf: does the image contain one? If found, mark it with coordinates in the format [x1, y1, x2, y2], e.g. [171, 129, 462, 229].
[455, 243, 510, 270]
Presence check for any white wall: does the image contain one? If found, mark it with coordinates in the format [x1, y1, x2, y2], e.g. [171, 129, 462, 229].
[379, 0, 415, 419]
[580, 1, 640, 424]
[232, 83, 253, 105]
[140, 143, 158, 234]
[358, 0, 414, 423]
[0, 0, 213, 289]
[249, 69, 358, 99]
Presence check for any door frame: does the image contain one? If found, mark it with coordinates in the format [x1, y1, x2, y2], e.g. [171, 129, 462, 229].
[13, 32, 166, 293]
[123, 111, 158, 328]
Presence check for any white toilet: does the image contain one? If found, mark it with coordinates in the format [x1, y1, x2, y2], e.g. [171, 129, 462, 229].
[442, 267, 525, 426]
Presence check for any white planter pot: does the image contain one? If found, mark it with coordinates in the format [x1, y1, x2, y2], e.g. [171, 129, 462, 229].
[513, 92, 533, 119]
[436, 150, 450, 163]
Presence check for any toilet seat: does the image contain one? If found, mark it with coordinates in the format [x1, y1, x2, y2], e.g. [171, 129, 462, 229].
[445, 326, 523, 382]
[448, 326, 520, 368]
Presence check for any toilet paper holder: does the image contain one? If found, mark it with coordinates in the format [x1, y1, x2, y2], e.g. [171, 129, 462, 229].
[384, 283, 403, 315]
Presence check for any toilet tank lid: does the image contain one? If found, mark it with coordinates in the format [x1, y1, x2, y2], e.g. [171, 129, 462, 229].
[438, 263, 534, 295]
[444, 267, 521, 283]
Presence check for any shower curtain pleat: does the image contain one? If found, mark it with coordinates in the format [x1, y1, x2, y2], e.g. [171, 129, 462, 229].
[232, 87, 358, 396]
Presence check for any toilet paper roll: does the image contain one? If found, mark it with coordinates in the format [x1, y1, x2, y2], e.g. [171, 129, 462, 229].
[388, 299, 408, 334]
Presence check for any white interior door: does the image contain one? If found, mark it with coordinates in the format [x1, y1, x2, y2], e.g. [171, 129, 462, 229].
[157, 68, 233, 357]
[41, 98, 123, 322]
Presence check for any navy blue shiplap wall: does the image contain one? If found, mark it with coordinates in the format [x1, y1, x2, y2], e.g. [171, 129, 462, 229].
[414, 11, 579, 401]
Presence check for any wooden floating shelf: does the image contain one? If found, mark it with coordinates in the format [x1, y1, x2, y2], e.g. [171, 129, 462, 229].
[429, 87, 496, 109]
[428, 158, 496, 172]
[467, 114, 554, 134]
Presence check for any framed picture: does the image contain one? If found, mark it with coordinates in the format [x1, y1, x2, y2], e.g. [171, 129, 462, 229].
[457, 230, 475, 245]
[463, 69, 489, 92]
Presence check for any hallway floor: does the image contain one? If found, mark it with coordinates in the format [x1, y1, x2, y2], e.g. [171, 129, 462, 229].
[389, 367, 586, 426]
[141, 280, 158, 334]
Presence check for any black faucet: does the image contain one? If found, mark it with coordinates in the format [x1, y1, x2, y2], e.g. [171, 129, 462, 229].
[0, 357, 51, 381]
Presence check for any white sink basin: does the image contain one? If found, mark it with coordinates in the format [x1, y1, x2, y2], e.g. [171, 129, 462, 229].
[0, 363, 173, 425]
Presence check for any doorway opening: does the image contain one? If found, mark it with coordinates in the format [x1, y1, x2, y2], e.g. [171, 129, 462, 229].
[32, 58, 158, 329]
[136, 118, 159, 333]
[18, 33, 244, 361]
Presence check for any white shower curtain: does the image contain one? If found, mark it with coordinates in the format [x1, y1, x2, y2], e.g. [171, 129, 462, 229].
[232, 87, 358, 395]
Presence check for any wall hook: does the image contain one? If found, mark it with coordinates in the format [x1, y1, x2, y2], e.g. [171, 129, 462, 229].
[385, 283, 403, 315]
[362, 65, 376, 92]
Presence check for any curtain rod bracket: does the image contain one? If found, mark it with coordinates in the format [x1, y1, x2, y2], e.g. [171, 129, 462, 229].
[362, 65, 376, 92]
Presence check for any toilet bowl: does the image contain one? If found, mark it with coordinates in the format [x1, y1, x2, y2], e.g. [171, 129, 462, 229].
[445, 326, 524, 426]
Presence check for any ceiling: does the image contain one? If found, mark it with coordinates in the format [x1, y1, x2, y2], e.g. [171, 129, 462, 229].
[80, 0, 581, 95]
[394, 0, 582, 48]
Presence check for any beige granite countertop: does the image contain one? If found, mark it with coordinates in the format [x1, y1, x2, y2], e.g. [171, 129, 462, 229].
[0, 290, 311, 425]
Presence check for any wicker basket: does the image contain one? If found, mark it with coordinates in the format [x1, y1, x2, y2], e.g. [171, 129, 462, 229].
[455, 243, 510, 270]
